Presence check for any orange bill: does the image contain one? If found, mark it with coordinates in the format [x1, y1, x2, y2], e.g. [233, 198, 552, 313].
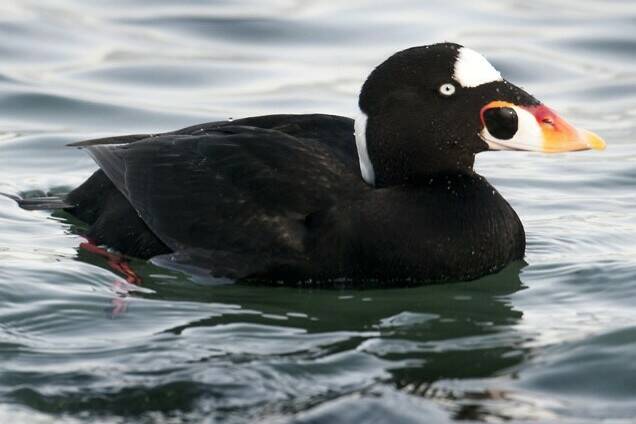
[479, 100, 606, 152]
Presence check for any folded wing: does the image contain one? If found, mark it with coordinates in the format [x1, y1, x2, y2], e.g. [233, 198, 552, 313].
[76, 115, 367, 265]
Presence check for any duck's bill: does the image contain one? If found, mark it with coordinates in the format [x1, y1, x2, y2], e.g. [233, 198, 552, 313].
[479, 100, 606, 152]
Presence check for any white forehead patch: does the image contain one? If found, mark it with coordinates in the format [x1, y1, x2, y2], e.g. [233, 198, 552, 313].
[453, 47, 502, 88]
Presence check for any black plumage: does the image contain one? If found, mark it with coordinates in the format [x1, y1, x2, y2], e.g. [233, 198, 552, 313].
[19, 43, 541, 285]
[63, 112, 524, 284]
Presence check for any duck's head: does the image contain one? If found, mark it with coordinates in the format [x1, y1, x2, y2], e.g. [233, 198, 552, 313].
[356, 42, 606, 187]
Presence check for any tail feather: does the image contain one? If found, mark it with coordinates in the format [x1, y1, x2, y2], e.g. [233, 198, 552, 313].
[1, 192, 72, 210]
[67, 133, 151, 147]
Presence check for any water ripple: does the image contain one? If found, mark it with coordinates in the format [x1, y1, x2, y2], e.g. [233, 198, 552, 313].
[1, 0, 635, 422]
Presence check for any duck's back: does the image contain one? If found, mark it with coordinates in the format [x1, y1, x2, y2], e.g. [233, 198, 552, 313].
[66, 114, 369, 271]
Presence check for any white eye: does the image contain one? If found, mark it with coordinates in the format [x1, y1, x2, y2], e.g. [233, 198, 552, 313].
[439, 83, 456, 97]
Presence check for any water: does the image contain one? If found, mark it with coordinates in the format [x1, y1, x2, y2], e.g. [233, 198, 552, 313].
[0, 0, 635, 422]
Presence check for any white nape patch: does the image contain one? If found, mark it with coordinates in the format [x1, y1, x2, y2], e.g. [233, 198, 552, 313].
[480, 105, 542, 151]
[354, 110, 375, 186]
[453, 47, 502, 88]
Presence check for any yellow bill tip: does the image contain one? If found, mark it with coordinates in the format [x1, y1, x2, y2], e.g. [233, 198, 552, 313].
[584, 129, 607, 151]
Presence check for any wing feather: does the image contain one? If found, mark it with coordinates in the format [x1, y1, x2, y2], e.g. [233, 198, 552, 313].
[77, 122, 367, 260]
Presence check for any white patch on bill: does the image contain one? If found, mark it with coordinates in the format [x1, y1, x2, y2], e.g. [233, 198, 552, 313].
[480, 105, 542, 151]
[453, 47, 502, 88]
[354, 110, 375, 186]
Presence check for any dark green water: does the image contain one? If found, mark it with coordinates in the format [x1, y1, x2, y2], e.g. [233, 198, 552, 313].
[1, 1, 635, 422]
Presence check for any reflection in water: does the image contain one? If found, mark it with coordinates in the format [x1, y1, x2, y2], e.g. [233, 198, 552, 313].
[65, 242, 529, 420]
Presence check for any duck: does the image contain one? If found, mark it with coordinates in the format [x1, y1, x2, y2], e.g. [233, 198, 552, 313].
[18, 42, 606, 285]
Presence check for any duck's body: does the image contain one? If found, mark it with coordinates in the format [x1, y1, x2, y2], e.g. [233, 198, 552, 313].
[65, 113, 524, 283]
[20, 43, 604, 284]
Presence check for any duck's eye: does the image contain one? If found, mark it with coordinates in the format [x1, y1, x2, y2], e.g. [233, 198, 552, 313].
[439, 83, 456, 97]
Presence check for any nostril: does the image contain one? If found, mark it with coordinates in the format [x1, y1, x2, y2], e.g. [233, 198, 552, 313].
[542, 117, 554, 125]
[483, 107, 518, 140]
